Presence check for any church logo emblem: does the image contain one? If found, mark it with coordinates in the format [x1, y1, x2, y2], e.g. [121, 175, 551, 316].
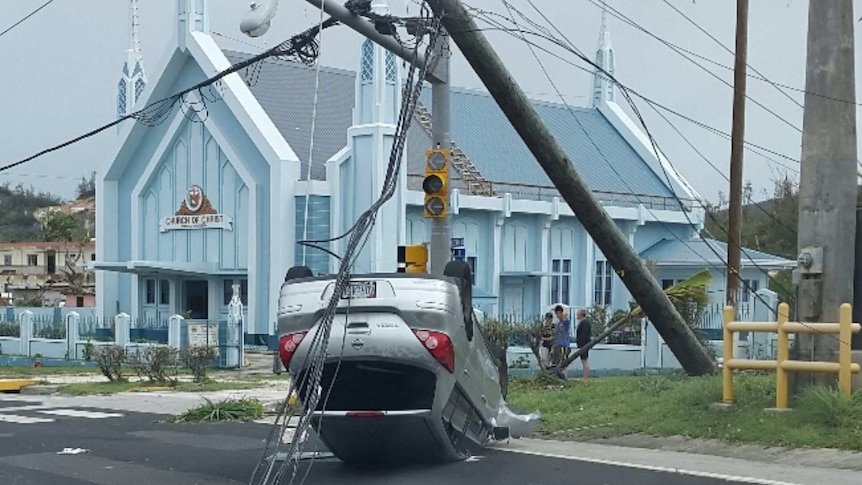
[186, 185, 204, 213]
[159, 184, 234, 233]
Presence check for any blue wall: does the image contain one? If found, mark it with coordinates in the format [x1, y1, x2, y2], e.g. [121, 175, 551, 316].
[295, 195, 332, 275]
[140, 120, 250, 270]
[108, 58, 274, 335]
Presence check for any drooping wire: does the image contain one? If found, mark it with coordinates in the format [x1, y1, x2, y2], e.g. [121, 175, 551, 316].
[0, 17, 341, 174]
[301, 3, 329, 267]
[0, 0, 55, 39]
[247, 8, 442, 485]
[498, 2, 850, 346]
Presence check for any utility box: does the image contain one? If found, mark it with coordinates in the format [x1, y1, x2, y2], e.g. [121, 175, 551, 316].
[398, 244, 428, 273]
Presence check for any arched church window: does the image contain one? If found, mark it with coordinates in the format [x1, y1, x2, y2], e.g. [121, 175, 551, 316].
[134, 78, 146, 104]
[360, 40, 374, 84]
[117, 80, 127, 117]
[385, 51, 397, 84]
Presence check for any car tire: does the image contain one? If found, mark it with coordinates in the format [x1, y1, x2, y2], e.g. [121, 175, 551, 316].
[444, 260, 474, 342]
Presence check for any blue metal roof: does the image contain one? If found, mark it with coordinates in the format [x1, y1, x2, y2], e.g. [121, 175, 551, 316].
[221, 49, 685, 205]
[639, 238, 796, 268]
[419, 87, 677, 200]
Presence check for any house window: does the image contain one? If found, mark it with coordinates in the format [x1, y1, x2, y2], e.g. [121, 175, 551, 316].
[27, 255, 38, 266]
[159, 279, 170, 305]
[144, 278, 156, 305]
[741, 279, 760, 303]
[467, 257, 477, 286]
[223, 278, 249, 305]
[550, 258, 572, 305]
[2, 255, 10, 266]
[90, 253, 96, 261]
[594, 260, 613, 306]
[76, 296, 84, 307]
[661, 279, 684, 290]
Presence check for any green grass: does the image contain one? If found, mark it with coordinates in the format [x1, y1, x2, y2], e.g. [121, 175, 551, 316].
[170, 397, 265, 423]
[506, 373, 862, 451]
[57, 380, 262, 395]
[0, 366, 102, 377]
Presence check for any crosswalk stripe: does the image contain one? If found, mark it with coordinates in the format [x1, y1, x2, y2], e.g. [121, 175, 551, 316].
[38, 409, 124, 419]
[0, 414, 55, 424]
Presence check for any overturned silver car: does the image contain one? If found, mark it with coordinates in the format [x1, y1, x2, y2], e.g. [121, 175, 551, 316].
[276, 261, 540, 466]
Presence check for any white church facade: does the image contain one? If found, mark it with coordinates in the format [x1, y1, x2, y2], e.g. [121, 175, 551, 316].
[91, 1, 794, 343]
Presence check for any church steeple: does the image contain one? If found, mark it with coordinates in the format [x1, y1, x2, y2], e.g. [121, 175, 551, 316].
[117, 0, 147, 118]
[354, 1, 401, 125]
[591, 7, 615, 108]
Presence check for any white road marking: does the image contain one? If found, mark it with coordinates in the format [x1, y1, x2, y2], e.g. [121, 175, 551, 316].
[0, 414, 55, 424]
[494, 447, 804, 485]
[38, 409, 124, 419]
[0, 405, 52, 413]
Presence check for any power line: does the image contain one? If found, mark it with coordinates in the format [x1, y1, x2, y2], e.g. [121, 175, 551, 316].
[499, 1, 850, 347]
[0, 18, 340, 174]
[0, 0, 55, 39]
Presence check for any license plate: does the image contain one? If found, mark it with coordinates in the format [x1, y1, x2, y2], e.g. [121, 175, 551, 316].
[342, 281, 377, 299]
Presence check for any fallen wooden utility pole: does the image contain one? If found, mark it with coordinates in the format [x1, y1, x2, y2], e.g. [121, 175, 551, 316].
[425, 0, 715, 375]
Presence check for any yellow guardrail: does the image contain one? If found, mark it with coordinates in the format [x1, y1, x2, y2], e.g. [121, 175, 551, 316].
[722, 302, 861, 409]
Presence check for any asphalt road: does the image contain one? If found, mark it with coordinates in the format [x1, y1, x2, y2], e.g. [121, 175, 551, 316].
[0, 396, 773, 485]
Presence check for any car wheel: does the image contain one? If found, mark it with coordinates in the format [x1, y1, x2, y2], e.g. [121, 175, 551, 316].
[285, 265, 314, 282]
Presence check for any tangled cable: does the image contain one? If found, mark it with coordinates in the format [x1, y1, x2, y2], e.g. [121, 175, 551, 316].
[247, 7, 444, 485]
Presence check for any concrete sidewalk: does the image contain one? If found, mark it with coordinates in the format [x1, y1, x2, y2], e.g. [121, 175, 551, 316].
[491, 438, 862, 485]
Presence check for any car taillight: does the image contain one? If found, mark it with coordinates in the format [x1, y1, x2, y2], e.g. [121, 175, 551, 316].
[278, 331, 308, 369]
[412, 329, 455, 373]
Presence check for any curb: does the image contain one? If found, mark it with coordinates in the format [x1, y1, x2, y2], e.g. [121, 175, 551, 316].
[18, 384, 59, 395]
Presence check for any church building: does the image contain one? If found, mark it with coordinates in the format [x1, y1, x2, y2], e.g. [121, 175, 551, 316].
[91, 0, 794, 343]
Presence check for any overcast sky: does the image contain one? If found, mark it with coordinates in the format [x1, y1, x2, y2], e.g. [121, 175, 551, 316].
[1, 0, 860, 205]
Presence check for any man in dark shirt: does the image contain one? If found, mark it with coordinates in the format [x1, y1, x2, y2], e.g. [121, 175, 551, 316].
[575, 308, 592, 383]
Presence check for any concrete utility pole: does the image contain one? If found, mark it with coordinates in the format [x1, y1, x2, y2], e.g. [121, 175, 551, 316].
[854, 204, 862, 350]
[424, 0, 715, 375]
[301, 0, 451, 276]
[793, 0, 858, 391]
[725, 0, 748, 310]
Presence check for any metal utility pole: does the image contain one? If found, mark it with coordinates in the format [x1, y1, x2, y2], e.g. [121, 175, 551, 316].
[725, 0, 748, 310]
[302, 0, 451, 276]
[428, 36, 452, 277]
[793, 0, 858, 390]
[424, 0, 715, 375]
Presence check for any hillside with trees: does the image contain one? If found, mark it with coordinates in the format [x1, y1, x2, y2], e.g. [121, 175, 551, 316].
[0, 172, 96, 242]
[701, 175, 862, 305]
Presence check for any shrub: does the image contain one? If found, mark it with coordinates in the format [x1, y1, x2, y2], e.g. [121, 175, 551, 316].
[0, 321, 19, 337]
[93, 345, 126, 382]
[181, 346, 217, 383]
[128, 346, 180, 384]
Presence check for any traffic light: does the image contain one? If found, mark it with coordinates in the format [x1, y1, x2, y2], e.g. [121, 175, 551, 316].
[423, 148, 449, 219]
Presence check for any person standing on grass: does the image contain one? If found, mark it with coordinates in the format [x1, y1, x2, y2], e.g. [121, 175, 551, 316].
[552, 305, 571, 380]
[575, 308, 592, 384]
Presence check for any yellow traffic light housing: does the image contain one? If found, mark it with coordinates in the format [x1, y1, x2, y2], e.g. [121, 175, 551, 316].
[423, 148, 449, 219]
[397, 244, 428, 273]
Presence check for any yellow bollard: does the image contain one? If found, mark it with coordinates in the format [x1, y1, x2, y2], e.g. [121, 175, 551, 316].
[775, 302, 790, 409]
[722, 306, 735, 404]
[839, 303, 852, 398]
